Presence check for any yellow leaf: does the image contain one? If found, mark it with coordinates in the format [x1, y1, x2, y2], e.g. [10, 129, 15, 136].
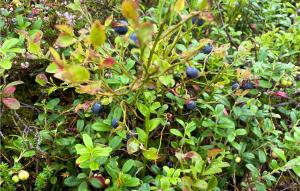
[174, 0, 185, 12]
[121, 0, 139, 21]
[104, 14, 113, 27]
[90, 20, 106, 49]
[49, 48, 64, 69]
[55, 25, 74, 35]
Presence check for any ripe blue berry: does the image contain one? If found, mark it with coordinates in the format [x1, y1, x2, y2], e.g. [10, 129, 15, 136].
[192, 16, 204, 27]
[92, 102, 103, 114]
[114, 20, 128, 35]
[232, 82, 240, 90]
[129, 33, 139, 45]
[186, 100, 196, 110]
[241, 81, 254, 90]
[202, 44, 213, 54]
[186, 67, 199, 79]
[111, 118, 119, 128]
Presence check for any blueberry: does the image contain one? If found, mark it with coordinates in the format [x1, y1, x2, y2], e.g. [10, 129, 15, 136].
[186, 67, 199, 79]
[232, 82, 240, 90]
[167, 161, 174, 167]
[186, 100, 196, 110]
[202, 44, 213, 54]
[192, 16, 204, 27]
[111, 118, 119, 128]
[129, 33, 139, 45]
[114, 20, 128, 35]
[91, 102, 103, 114]
[241, 81, 254, 90]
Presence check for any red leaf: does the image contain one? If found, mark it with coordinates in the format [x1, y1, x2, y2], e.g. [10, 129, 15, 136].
[3, 86, 16, 97]
[102, 57, 115, 68]
[2, 97, 20, 110]
[274, 91, 288, 98]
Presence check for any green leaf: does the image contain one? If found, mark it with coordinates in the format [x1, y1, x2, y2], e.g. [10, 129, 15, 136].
[76, 155, 89, 163]
[89, 161, 99, 170]
[64, 65, 90, 84]
[124, 177, 140, 187]
[235, 129, 247, 136]
[78, 181, 88, 191]
[82, 134, 93, 150]
[90, 20, 106, 48]
[55, 35, 76, 47]
[194, 180, 208, 190]
[207, 176, 218, 191]
[35, 73, 48, 86]
[67, 0, 81, 11]
[158, 75, 175, 87]
[92, 121, 111, 132]
[23, 150, 36, 157]
[93, 146, 112, 157]
[170, 129, 183, 137]
[292, 166, 300, 177]
[89, 178, 103, 188]
[127, 138, 140, 154]
[46, 63, 59, 73]
[64, 176, 80, 186]
[148, 118, 162, 132]
[259, 80, 272, 88]
[136, 127, 147, 144]
[77, 173, 87, 179]
[2, 38, 19, 50]
[136, 102, 150, 117]
[143, 147, 159, 160]
[76, 119, 85, 132]
[273, 148, 286, 162]
[218, 117, 235, 129]
[109, 136, 122, 150]
[0, 59, 12, 69]
[255, 182, 266, 191]
[122, 159, 134, 173]
[246, 164, 260, 178]
[258, 149, 266, 163]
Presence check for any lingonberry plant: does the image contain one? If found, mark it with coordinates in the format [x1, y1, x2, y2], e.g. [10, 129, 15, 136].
[1, 0, 300, 190]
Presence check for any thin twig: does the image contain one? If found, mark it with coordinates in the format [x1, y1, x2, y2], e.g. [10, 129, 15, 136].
[214, 0, 239, 50]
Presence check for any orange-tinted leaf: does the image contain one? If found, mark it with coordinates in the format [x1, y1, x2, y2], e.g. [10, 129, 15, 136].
[62, 65, 90, 84]
[90, 20, 106, 48]
[2, 97, 20, 110]
[121, 0, 139, 21]
[35, 73, 48, 86]
[207, 148, 223, 158]
[184, 151, 200, 160]
[174, 0, 185, 12]
[77, 82, 102, 95]
[102, 57, 115, 68]
[28, 32, 43, 56]
[49, 48, 64, 69]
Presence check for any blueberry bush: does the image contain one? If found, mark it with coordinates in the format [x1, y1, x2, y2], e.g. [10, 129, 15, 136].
[0, 0, 300, 190]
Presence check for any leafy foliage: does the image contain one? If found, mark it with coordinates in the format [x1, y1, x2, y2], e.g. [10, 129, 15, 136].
[0, 0, 300, 190]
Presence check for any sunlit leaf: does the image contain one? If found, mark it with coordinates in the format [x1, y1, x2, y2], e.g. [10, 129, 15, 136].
[143, 147, 159, 160]
[174, 0, 185, 12]
[121, 0, 139, 21]
[90, 20, 106, 48]
[63, 65, 90, 84]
